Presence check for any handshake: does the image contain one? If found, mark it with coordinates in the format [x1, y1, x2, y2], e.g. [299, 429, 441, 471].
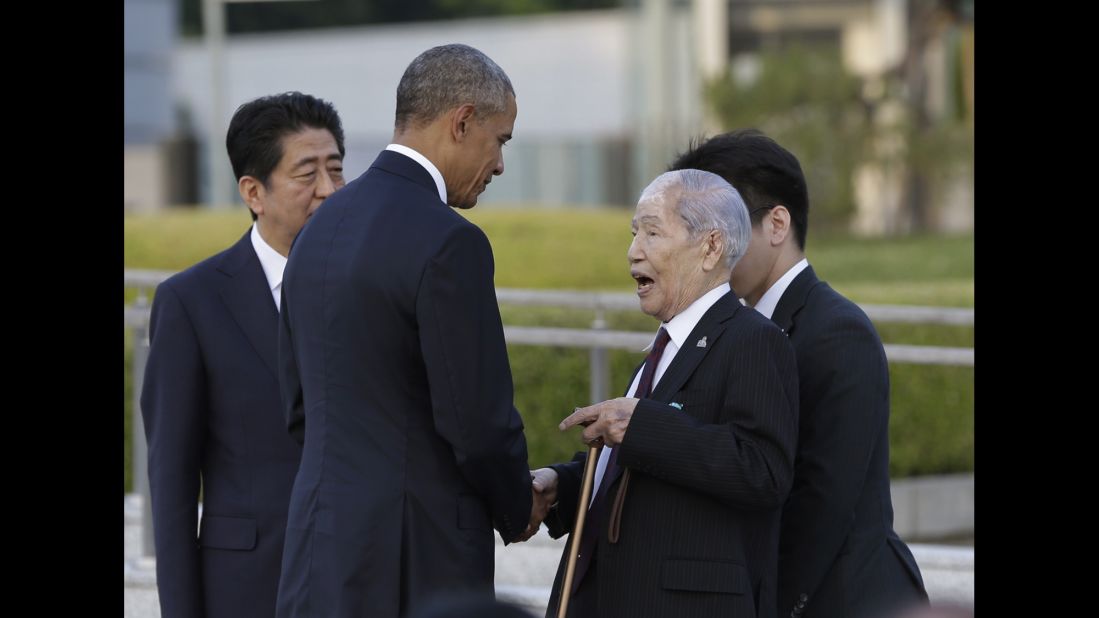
[515, 466, 558, 542]
[513, 396, 640, 543]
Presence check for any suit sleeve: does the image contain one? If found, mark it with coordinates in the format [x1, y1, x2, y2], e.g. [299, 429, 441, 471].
[415, 223, 533, 543]
[139, 282, 206, 618]
[543, 453, 587, 539]
[616, 323, 799, 510]
[775, 314, 890, 613]
[278, 285, 305, 445]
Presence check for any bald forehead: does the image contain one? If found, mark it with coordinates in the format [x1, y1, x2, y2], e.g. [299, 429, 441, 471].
[632, 190, 681, 228]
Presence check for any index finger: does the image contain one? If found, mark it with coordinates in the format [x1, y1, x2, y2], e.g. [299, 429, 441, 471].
[559, 405, 600, 431]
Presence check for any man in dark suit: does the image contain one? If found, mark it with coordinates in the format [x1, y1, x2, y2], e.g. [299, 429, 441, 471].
[670, 129, 929, 618]
[275, 44, 534, 618]
[530, 168, 800, 618]
[140, 91, 347, 618]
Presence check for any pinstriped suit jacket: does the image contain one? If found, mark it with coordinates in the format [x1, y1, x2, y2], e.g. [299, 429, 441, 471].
[544, 291, 799, 618]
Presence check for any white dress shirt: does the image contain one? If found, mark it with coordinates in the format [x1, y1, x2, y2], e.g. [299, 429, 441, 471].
[250, 223, 288, 311]
[589, 282, 732, 500]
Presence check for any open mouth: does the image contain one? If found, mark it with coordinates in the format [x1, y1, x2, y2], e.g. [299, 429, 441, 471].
[632, 272, 654, 294]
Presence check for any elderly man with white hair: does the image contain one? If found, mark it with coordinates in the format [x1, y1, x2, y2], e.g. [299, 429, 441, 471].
[529, 169, 800, 618]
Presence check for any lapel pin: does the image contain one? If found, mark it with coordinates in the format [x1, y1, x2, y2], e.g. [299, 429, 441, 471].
[669, 402, 683, 410]
[696, 336, 707, 348]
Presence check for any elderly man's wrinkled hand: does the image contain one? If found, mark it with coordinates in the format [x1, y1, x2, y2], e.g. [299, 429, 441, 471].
[559, 398, 639, 448]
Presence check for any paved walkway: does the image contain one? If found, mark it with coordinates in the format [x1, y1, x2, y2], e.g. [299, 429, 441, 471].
[125, 495, 972, 617]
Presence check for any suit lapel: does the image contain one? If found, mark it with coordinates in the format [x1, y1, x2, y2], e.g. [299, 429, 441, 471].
[649, 292, 741, 402]
[770, 265, 822, 337]
[606, 295, 738, 499]
[218, 231, 280, 380]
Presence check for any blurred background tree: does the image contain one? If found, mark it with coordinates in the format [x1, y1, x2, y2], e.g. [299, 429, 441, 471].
[707, 43, 872, 234]
[898, 0, 974, 231]
[705, 0, 972, 235]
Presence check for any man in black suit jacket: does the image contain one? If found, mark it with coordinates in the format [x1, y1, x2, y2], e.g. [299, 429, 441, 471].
[275, 44, 534, 618]
[141, 92, 347, 618]
[670, 129, 929, 618]
[530, 169, 800, 618]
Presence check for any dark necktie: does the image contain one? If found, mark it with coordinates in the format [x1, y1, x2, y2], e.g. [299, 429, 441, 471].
[570, 326, 671, 593]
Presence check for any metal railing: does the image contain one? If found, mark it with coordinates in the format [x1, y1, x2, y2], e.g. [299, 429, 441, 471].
[124, 269, 974, 557]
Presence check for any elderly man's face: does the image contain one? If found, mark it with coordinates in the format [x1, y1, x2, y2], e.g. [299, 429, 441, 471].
[628, 194, 711, 322]
[448, 95, 516, 209]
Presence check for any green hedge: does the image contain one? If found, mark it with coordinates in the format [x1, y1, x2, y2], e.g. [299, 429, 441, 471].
[124, 208, 973, 491]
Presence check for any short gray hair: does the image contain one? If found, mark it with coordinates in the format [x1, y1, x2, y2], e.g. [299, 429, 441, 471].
[638, 169, 752, 270]
[395, 44, 515, 130]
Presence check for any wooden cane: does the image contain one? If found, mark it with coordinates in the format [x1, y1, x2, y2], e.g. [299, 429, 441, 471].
[556, 443, 601, 618]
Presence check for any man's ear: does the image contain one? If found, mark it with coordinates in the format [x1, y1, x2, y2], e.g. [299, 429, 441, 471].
[701, 229, 725, 272]
[239, 176, 263, 217]
[450, 104, 477, 142]
[768, 205, 792, 246]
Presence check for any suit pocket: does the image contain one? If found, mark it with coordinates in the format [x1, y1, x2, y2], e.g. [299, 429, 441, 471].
[673, 386, 721, 422]
[198, 515, 257, 550]
[456, 494, 491, 530]
[661, 559, 748, 594]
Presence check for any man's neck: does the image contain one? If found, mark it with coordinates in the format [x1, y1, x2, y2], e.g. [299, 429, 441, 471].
[755, 251, 806, 303]
[254, 219, 288, 257]
[391, 126, 447, 176]
[749, 249, 805, 307]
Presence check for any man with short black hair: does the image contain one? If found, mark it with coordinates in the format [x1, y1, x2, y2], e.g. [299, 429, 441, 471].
[141, 91, 346, 618]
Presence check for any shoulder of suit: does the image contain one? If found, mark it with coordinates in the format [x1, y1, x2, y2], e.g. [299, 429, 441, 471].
[155, 242, 242, 297]
[358, 159, 446, 208]
[801, 282, 880, 338]
[437, 217, 493, 256]
[729, 302, 789, 337]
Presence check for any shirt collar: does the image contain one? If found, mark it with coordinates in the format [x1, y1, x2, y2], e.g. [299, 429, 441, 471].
[250, 222, 287, 296]
[385, 143, 447, 204]
[647, 282, 731, 351]
[752, 258, 810, 319]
